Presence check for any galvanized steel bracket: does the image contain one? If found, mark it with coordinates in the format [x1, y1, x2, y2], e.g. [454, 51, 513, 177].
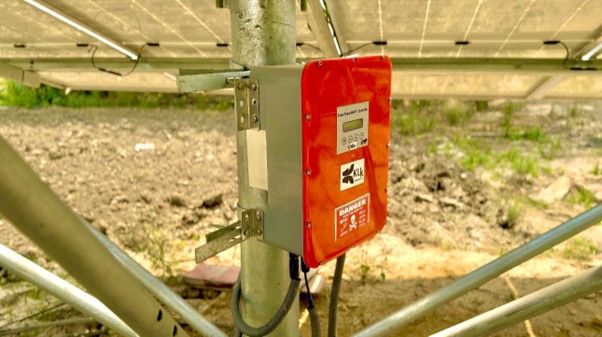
[194, 208, 264, 263]
[235, 78, 260, 131]
[177, 69, 250, 93]
[241, 208, 264, 240]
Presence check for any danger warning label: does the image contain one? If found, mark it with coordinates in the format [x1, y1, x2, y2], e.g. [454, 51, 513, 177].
[334, 194, 370, 241]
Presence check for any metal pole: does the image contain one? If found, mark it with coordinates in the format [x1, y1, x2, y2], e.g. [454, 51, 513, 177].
[86, 221, 227, 337]
[0, 244, 138, 337]
[354, 204, 602, 337]
[227, 1, 299, 336]
[0, 135, 188, 337]
[431, 265, 602, 337]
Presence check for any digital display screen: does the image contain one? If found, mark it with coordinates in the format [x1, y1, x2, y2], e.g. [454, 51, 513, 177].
[343, 118, 363, 132]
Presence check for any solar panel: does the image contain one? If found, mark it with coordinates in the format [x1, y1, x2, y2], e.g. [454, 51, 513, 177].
[0, 0, 600, 99]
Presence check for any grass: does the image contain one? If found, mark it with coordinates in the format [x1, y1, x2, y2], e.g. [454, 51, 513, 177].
[567, 187, 597, 209]
[501, 148, 540, 177]
[443, 134, 543, 177]
[562, 237, 598, 260]
[394, 109, 437, 135]
[591, 163, 601, 176]
[392, 99, 481, 136]
[0, 81, 233, 110]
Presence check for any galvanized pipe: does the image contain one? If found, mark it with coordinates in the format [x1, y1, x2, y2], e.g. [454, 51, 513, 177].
[0, 135, 188, 337]
[431, 265, 602, 337]
[0, 243, 138, 337]
[354, 204, 602, 337]
[86, 222, 228, 337]
[228, 1, 299, 336]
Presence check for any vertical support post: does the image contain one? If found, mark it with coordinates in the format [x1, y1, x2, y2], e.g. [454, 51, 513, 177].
[227, 1, 299, 336]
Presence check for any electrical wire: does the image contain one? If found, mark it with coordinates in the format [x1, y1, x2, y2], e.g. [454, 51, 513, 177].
[342, 41, 387, 57]
[231, 254, 301, 337]
[543, 40, 598, 71]
[297, 42, 323, 53]
[0, 303, 67, 330]
[89, 44, 146, 77]
[328, 254, 346, 337]
[302, 260, 321, 337]
[342, 43, 373, 56]
[557, 41, 571, 70]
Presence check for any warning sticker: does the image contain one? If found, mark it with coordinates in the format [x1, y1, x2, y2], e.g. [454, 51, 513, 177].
[340, 158, 365, 191]
[334, 194, 370, 241]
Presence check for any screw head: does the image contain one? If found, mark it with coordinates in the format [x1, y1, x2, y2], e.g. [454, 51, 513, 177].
[253, 114, 259, 122]
[256, 213, 262, 221]
[317, 60, 322, 67]
[305, 170, 311, 176]
[306, 222, 312, 228]
[256, 229, 263, 235]
[305, 114, 311, 120]
[250, 83, 257, 91]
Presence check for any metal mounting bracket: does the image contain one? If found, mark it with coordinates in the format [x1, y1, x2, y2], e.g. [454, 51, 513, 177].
[235, 78, 260, 131]
[241, 208, 264, 239]
[194, 208, 264, 263]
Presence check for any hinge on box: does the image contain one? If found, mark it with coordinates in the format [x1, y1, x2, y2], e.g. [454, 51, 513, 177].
[235, 78, 260, 131]
[194, 209, 264, 263]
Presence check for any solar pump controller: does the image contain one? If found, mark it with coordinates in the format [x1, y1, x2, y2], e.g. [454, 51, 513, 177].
[244, 56, 391, 268]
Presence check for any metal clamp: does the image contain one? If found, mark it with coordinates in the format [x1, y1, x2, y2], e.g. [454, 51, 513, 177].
[235, 78, 260, 131]
[241, 208, 264, 239]
[194, 208, 264, 263]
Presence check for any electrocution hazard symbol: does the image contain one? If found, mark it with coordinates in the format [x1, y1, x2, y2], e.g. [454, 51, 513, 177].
[334, 194, 370, 241]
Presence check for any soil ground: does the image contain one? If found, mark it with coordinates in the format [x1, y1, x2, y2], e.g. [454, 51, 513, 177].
[0, 101, 601, 337]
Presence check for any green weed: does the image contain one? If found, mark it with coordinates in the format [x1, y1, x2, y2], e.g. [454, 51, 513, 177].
[501, 149, 539, 177]
[506, 200, 522, 227]
[394, 110, 437, 135]
[444, 106, 474, 126]
[562, 237, 598, 260]
[0, 81, 233, 110]
[567, 187, 597, 209]
[591, 163, 601, 176]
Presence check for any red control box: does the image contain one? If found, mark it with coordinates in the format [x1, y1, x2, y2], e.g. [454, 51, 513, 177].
[251, 56, 391, 267]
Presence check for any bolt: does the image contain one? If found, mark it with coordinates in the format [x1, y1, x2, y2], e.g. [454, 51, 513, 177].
[306, 222, 312, 228]
[243, 230, 248, 236]
[305, 170, 311, 176]
[352, 58, 357, 63]
[256, 213, 262, 221]
[250, 83, 257, 91]
[253, 114, 259, 122]
[251, 98, 257, 106]
[317, 60, 322, 67]
[256, 229, 263, 235]
[244, 213, 249, 221]
[305, 114, 311, 120]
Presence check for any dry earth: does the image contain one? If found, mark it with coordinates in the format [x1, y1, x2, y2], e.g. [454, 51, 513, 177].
[0, 102, 601, 337]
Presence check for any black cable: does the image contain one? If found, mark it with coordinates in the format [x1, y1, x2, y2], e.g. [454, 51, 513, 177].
[89, 44, 146, 77]
[328, 254, 346, 337]
[297, 42, 323, 53]
[231, 254, 301, 337]
[342, 41, 387, 57]
[0, 303, 67, 330]
[302, 260, 321, 337]
[342, 43, 372, 56]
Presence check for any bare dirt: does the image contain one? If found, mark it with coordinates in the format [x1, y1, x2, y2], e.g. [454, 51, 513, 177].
[0, 102, 601, 337]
